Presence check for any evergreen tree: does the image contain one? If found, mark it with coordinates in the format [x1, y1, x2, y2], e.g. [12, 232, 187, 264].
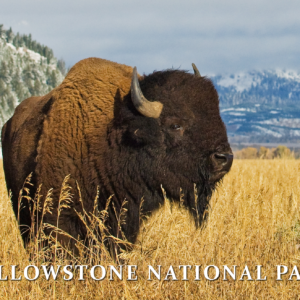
[5, 88, 16, 111]
[33, 79, 42, 95]
[0, 24, 4, 38]
[0, 61, 10, 83]
[57, 59, 66, 75]
[6, 27, 13, 43]
[11, 69, 25, 100]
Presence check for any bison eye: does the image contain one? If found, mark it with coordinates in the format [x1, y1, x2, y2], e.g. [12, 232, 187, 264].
[170, 124, 182, 130]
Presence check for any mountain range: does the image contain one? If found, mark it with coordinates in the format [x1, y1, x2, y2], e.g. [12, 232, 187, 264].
[1, 25, 300, 144]
[211, 70, 300, 143]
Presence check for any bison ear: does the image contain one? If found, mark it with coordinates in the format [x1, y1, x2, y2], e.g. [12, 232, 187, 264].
[125, 117, 162, 146]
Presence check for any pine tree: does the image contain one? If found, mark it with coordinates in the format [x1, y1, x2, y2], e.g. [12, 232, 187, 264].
[0, 24, 4, 38]
[11, 69, 24, 100]
[57, 59, 66, 75]
[33, 79, 42, 96]
[6, 27, 13, 43]
[0, 61, 10, 83]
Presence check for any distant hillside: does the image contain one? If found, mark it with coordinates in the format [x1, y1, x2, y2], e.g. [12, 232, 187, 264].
[0, 24, 66, 128]
[211, 70, 300, 143]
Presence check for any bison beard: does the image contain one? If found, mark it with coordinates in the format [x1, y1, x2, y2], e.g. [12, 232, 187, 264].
[1, 57, 232, 256]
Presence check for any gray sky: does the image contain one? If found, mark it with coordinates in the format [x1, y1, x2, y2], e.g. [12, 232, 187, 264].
[1, 0, 300, 75]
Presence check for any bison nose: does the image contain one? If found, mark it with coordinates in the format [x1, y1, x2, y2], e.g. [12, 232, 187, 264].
[210, 152, 233, 172]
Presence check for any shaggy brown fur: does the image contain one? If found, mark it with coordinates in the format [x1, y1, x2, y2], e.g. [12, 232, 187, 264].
[2, 57, 232, 252]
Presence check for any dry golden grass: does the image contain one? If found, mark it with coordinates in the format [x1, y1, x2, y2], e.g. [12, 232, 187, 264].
[1, 159, 300, 299]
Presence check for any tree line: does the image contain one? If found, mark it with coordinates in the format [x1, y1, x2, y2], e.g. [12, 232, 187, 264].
[0, 24, 66, 75]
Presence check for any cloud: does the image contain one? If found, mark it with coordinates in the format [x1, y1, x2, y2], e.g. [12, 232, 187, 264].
[18, 20, 29, 26]
[1, 0, 300, 74]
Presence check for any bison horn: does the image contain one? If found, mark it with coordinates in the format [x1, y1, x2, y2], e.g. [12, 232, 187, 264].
[192, 63, 201, 77]
[131, 67, 163, 118]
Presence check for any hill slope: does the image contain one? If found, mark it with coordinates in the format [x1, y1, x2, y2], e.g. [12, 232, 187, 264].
[0, 25, 65, 129]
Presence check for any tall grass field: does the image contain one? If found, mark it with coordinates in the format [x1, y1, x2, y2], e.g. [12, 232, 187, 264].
[0, 159, 300, 299]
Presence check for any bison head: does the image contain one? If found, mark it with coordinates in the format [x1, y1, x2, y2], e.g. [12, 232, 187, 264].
[109, 64, 232, 229]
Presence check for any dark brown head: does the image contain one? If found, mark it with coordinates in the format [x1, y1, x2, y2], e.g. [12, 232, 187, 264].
[113, 64, 233, 226]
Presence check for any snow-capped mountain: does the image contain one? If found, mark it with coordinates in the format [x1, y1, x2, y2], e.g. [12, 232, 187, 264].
[210, 70, 300, 143]
[1, 25, 300, 144]
[0, 25, 65, 129]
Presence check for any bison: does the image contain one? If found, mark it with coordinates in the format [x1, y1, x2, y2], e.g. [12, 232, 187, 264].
[1, 57, 233, 253]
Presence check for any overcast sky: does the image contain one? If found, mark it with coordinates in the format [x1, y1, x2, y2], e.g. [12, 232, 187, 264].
[1, 0, 300, 75]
